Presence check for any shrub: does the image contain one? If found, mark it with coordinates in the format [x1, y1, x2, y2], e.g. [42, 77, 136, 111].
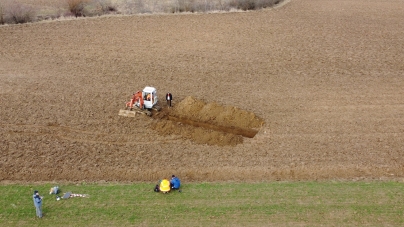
[228, 0, 256, 11]
[168, 0, 212, 13]
[177, 0, 196, 13]
[4, 1, 37, 24]
[66, 0, 90, 17]
[95, 0, 117, 14]
[256, 0, 278, 9]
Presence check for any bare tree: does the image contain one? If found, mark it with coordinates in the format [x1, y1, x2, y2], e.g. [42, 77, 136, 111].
[95, 0, 116, 14]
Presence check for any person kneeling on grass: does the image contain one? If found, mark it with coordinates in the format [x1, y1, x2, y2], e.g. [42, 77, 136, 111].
[154, 179, 171, 193]
[159, 179, 171, 193]
[49, 186, 59, 195]
[170, 175, 181, 190]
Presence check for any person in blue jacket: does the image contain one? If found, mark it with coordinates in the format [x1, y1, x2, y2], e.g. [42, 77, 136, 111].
[33, 190, 43, 218]
[170, 175, 181, 190]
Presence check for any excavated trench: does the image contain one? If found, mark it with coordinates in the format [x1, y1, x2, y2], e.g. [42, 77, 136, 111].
[167, 116, 259, 138]
[151, 96, 264, 146]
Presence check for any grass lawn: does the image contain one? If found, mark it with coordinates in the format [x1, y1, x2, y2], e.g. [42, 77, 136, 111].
[1, 181, 404, 226]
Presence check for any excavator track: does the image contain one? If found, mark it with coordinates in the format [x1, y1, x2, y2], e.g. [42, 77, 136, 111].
[152, 105, 161, 111]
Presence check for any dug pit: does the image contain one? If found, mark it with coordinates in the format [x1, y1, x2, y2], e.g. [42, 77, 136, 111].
[151, 96, 264, 146]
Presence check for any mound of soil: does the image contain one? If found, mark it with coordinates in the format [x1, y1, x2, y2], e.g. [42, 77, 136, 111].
[171, 96, 263, 129]
[151, 96, 264, 146]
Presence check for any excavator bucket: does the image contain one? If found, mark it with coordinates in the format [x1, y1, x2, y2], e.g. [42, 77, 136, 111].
[118, 109, 137, 117]
[118, 109, 151, 117]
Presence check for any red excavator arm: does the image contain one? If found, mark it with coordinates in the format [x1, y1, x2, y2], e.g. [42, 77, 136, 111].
[126, 91, 144, 110]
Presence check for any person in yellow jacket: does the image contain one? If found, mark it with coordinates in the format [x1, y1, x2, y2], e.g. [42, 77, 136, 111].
[159, 179, 171, 193]
[154, 179, 171, 193]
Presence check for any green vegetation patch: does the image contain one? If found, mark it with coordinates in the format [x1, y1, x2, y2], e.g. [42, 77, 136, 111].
[1, 181, 404, 226]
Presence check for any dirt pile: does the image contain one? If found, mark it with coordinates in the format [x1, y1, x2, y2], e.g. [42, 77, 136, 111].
[152, 96, 264, 146]
[171, 96, 263, 129]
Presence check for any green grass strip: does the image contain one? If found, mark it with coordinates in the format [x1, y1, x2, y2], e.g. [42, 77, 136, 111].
[1, 181, 403, 226]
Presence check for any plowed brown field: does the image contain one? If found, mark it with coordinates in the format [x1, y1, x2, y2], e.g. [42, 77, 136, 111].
[1, 0, 404, 183]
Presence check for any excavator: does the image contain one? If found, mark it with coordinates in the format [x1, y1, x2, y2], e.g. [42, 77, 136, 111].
[119, 86, 161, 117]
[126, 90, 144, 110]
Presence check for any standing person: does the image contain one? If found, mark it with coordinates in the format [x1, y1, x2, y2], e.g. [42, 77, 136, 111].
[166, 92, 173, 107]
[33, 190, 43, 218]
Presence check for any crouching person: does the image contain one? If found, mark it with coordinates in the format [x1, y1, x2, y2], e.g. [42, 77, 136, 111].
[159, 179, 171, 193]
[154, 179, 171, 194]
[170, 175, 181, 190]
[49, 186, 59, 195]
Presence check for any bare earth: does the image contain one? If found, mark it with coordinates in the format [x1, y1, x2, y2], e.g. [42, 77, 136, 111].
[1, 0, 403, 183]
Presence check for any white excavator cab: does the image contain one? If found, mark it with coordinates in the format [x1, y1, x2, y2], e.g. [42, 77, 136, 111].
[141, 86, 158, 109]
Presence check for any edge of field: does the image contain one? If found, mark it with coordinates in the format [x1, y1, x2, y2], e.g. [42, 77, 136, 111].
[1, 181, 404, 226]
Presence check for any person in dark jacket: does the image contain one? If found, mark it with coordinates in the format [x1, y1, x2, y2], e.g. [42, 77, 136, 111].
[33, 190, 43, 218]
[166, 92, 173, 107]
